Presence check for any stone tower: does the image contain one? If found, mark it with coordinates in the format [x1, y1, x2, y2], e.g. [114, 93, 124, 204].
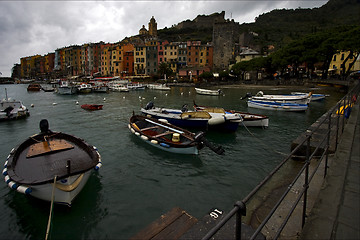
[148, 16, 157, 37]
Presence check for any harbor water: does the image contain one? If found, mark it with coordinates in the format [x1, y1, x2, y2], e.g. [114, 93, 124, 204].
[0, 83, 344, 239]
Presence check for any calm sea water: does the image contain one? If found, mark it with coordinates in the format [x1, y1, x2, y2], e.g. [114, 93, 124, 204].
[0, 83, 344, 239]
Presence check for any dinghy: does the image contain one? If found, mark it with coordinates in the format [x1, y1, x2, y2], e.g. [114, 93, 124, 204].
[129, 115, 224, 155]
[3, 119, 102, 206]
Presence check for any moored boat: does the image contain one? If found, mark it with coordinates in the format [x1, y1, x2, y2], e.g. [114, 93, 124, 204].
[77, 83, 93, 93]
[195, 87, 222, 96]
[129, 115, 224, 155]
[247, 99, 308, 112]
[81, 104, 103, 110]
[127, 83, 145, 90]
[141, 102, 242, 132]
[57, 81, 77, 95]
[291, 92, 327, 101]
[193, 102, 269, 128]
[147, 84, 171, 91]
[1, 88, 30, 121]
[3, 119, 102, 206]
[27, 83, 42, 91]
[243, 91, 312, 104]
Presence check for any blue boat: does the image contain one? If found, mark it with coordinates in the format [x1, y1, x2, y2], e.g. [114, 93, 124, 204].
[247, 100, 308, 112]
[141, 102, 242, 132]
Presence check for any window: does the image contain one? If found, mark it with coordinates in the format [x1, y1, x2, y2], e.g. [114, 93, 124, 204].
[341, 54, 344, 60]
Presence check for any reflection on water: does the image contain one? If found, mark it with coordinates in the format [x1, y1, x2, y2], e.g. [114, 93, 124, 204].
[0, 84, 345, 239]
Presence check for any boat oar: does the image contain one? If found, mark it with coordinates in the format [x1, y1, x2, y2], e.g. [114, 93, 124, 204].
[144, 118, 184, 134]
[194, 132, 225, 155]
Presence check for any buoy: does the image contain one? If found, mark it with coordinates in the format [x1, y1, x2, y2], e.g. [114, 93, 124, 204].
[53, 103, 57, 106]
[165, 93, 168, 96]
[31, 104, 34, 107]
[154, 96, 157, 99]
[103, 98, 106, 101]
[181, 92, 183, 95]
[123, 96, 125, 99]
[76, 101, 79, 105]
[208, 117, 226, 125]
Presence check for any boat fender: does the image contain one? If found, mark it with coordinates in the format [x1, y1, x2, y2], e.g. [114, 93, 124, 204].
[4, 160, 8, 168]
[132, 123, 140, 131]
[4, 175, 11, 184]
[8, 181, 18, 189]
[150, 140, 158, 144]
[2, 168, 7, 176]
[141, 135, 148, 141]
[17, 185, 32, 194]
[95, 162, 102, 170]
[160, 143, 170, 148]
[135, 132, 140, 136]
[128, 124, 131, 130]
[158, 119, 168, 123]
[208, 116, 225, 125]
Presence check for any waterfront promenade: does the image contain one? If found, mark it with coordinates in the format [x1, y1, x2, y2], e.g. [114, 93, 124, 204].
[300, 97, 360, 239]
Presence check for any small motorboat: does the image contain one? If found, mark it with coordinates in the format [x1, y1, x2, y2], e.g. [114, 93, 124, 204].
[77, 83, 93, 93]
[3, 119, 102, 206]
[81, 104, 103, 110]
[129, 115, 224, 155]
[242, 91, 312, 104]
[147, 84, 171, 91]
[27, 83, 42, 91]
[57, 81, 78, 95]
[193, 102, 269, 128]
[247, 100, 308, 112]
[291, 92, 327, 101]
[141, 102, 242, 132]
[1, 88, 30, 121]
[195, 87, 222, 96]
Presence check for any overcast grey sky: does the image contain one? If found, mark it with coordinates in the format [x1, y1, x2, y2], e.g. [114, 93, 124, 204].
[0, 0, 328, 77]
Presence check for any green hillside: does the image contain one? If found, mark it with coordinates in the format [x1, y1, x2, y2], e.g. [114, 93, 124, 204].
[158, 0, 360, 49]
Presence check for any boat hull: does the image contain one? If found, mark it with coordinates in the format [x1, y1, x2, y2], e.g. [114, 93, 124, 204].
[248, 100, 308, 111]
[28, 171, 91, 206]
[58, 86, 77, 95]
[129, 115, 200, 155]
[3, 126, 102, 206]
[195, 88, 221, 96]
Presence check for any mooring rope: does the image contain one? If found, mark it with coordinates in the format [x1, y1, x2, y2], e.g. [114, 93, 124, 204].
[241, 121, 288, 156]
[45, 175, 57, 240]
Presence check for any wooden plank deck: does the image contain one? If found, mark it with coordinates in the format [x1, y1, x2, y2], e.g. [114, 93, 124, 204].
[130, 207, 198, 240]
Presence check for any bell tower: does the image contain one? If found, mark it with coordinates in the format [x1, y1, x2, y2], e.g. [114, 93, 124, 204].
[148, 16, 157, 37]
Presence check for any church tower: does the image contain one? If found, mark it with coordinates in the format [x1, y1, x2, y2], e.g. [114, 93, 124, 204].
[148, 16, 157, 37]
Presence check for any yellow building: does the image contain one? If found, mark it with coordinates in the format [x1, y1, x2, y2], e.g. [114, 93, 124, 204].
[134, 45, 146, 75]
[329, 51, 360, 75]
[101, 45, 112, 76]
[164, 43, 178, 73]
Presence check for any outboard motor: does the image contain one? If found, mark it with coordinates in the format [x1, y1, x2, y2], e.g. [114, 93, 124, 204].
[181, 104, 188, 113]
[145, 101, 154, 110]
[194, 131, 225, 155]
[240, 92, 252, 100]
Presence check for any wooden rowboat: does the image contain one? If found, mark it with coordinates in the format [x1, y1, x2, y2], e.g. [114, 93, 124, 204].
[81, 104, 103, 110]
[3, 119, 102, 206]
[129, 115, 224, 155]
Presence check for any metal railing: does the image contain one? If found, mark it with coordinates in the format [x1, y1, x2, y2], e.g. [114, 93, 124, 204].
[202, 82, 360, 240]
